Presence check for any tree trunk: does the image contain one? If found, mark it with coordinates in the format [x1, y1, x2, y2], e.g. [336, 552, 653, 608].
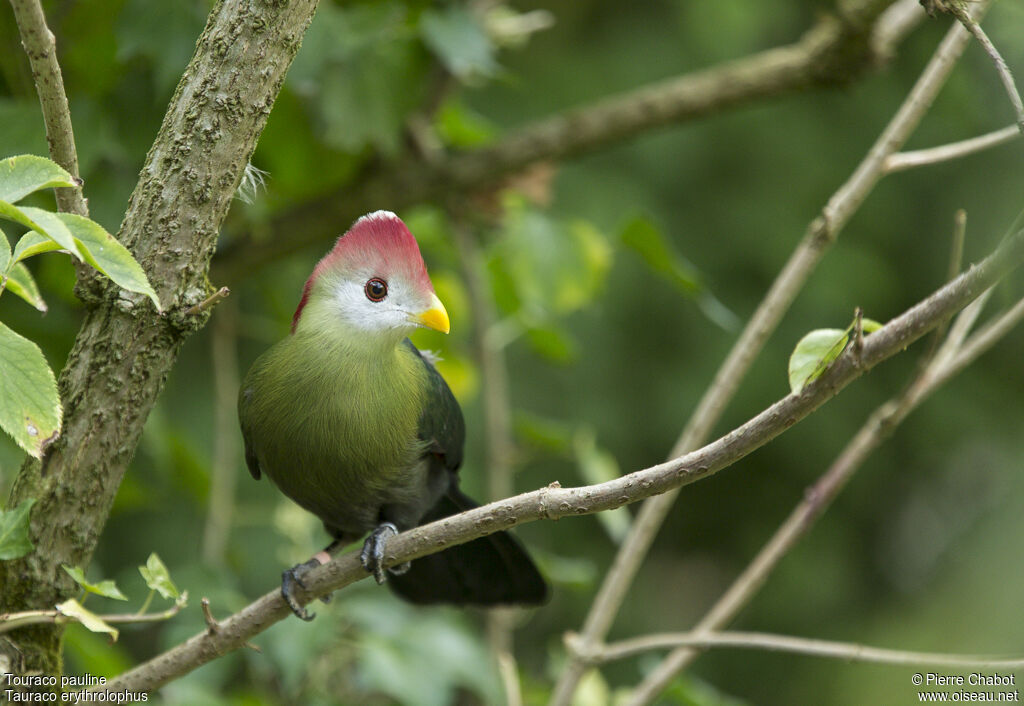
[0, 0, 320, 677]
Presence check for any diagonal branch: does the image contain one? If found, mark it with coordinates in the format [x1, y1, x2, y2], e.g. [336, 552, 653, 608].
[622, 289, 1019, 706]
[212, 0, 913, 283]
[93, 225, 1024, 696]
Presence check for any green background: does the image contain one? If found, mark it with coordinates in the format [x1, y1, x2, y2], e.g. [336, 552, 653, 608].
[2, 1, 1023, 704]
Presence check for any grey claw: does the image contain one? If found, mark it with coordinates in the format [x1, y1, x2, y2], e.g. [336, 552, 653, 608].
[360, 522, 400, 584]
[281, 560, 320, 621]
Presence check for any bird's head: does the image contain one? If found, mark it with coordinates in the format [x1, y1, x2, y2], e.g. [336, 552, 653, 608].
[291, 211, 449, 342]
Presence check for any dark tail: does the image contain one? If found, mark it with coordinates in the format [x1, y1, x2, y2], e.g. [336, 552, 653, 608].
[386, 487, 548, 606]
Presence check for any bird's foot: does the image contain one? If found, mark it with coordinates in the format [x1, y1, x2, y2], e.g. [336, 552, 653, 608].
[281, 553, 328, 621]
[360, 522, 408, 584]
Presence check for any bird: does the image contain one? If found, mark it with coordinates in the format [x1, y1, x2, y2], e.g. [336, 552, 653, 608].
[238, 210, 548, 619]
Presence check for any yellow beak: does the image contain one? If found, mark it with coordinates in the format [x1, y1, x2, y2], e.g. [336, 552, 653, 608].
[409, 292, 450, 334]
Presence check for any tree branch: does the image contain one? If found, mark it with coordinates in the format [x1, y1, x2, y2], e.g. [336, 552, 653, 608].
[8, 0, 87, 217]
[884, 124, 1021, 172]
[212, 0, 912, 283]
[622, 288, 1014, 706]
[92, 225, 1024, 696]
[581, 631, 1024, 671]
[0, 0, 320, 676]
[947, 4, 1024, 131]
[548, 6, 981, 703]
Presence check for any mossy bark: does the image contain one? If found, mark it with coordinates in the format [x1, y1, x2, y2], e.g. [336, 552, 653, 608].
[0, 0, 319, 677]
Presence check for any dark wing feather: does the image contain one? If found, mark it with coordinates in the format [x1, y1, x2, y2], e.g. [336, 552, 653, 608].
[404, 339, 465, 473]
[392, 340, 547, 606]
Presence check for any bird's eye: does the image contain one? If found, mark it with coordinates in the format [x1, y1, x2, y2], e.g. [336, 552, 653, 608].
[364, 278, 388, 302]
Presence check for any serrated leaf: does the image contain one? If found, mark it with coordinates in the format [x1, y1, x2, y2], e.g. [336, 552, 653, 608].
[54, 213, 161, 311]
[4, 263, 47, 312]
[0, 155, 76, 204]
[2, 203, 83, 260]
[139, 553, 179, 600]
[0, 225, 9, 273]
[420, 6, 499, 82]
[12, 230, 63, 263]
[0, 320, 61, 458]
[62, 565, 129, 601]
[0, 498, 36, 560]
[56, 599, 118, 641]
[788, 328, 849, 394]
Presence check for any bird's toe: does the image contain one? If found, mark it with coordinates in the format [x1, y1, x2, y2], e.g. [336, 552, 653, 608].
[360, 522, 400, 585]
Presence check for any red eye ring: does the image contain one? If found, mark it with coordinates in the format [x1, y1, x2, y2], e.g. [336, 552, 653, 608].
[365, 278, 388, 302]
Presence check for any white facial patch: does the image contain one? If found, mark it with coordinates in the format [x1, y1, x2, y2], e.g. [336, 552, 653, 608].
[330, 270, 422, 335]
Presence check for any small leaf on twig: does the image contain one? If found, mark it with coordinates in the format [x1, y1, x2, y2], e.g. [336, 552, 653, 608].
[788, 328, 849, 394]
[62, 565, 129, 601]
[56, 599, 119, 641]
[139, 553, 180, 600]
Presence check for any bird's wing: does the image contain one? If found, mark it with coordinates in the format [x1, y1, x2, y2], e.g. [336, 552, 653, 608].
[404, 339, 465, 473]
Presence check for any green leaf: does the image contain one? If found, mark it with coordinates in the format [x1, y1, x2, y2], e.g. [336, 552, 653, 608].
[0, 498, 36, 560]
[788, 328, 849, 394]
[139, 552, 179, 600]
[620, 217, 701, 294]
[4, 263, 47, 312]
[12, 230, 63, 263]
[0, 225, 9, 273]
[493, 196, 612, 319]
[2, 203, 84, 260]
[435, 99, 496, 148]
[0, 155, 76, 204]
[420, 6, 499, 82]
[0, 320, 61, 458]
[62, 565, 129, 601]
[863, 317, 883, 333]
[56, 599, 119, 641]
[526, 325, 576, 363]
[55, 213, 161, 310]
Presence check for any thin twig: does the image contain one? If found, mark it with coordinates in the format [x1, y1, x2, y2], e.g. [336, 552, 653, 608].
[92, 227, 1024, 696]
[589, 631, 1024, 670]
[884, 124, 1021, 172]
[8, 0, 88, 217]
[200, 598, 219, 634]
[201, 298, 240, 565]
[548, 9, 985, 706]
[947, 5, 1024, 131]
[184, 286, 230, 316]
[0, 602, 185, 635]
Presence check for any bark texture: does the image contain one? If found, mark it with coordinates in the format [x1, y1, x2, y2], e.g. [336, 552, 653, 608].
[0, 0, 320, 676]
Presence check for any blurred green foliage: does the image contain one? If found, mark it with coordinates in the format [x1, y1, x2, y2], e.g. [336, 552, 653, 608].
[2, 0, 1024, 704]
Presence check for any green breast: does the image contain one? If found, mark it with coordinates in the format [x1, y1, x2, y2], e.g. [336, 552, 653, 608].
[239, 331, 429, 534]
